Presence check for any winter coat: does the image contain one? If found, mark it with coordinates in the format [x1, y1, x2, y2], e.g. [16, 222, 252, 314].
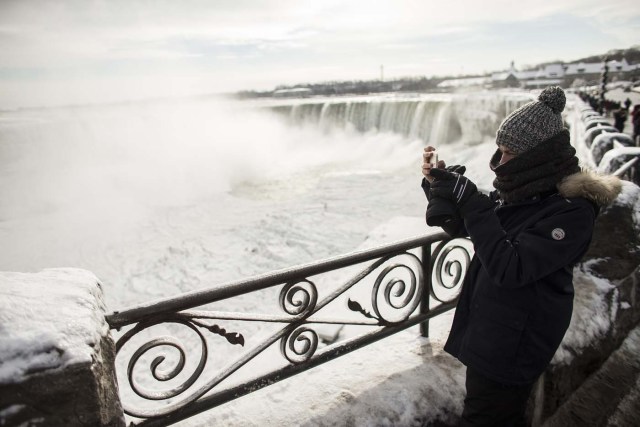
[423, 170, 621, 385]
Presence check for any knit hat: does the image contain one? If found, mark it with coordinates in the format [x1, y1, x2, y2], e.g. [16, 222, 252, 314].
[496, 86, 566, 154]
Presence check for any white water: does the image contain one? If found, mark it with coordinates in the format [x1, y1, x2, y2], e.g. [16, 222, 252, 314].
[261, 92, 529, 144]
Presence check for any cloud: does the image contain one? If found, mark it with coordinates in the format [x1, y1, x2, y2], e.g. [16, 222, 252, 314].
[0, 0, 638, 107]
[2, 0, 635, 64]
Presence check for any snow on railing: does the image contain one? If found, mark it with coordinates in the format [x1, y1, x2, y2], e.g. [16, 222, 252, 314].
[106, 232, 472, 426]
[613, 156, 639, 178]
[577, 101, 639, 185]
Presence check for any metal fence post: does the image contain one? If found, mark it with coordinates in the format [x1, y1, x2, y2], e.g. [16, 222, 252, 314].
[420, 243, 431, 337]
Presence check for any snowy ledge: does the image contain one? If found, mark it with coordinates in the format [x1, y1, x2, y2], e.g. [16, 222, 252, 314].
[0, 268, 107, 383]
[0, 268, 124, 426]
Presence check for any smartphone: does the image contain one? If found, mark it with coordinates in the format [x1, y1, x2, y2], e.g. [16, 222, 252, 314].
[429, 150, 438, 168]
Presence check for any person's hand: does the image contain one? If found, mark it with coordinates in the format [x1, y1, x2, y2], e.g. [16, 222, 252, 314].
[422, 146, 446, 183]
[429, 167, 478, 208]
[421, 163, 467, 200]
[423, 164, 469, 229]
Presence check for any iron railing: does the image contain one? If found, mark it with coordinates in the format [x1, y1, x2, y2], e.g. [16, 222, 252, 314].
[613, 156, 639, 180]
[106, 232, 473, 426]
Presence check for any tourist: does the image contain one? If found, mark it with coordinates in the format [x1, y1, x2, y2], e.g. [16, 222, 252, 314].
[613, 107, 628, 132]
[420, 86, 621, 426]
[632, 105, 640, 146]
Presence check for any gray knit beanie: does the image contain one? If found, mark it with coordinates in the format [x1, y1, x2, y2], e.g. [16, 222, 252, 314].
[496, 86, 566, 154]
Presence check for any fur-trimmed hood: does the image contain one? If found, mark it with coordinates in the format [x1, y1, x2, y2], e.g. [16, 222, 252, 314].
[557, 169, 622, 206]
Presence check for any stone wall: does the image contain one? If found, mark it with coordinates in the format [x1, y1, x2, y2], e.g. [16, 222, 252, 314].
[0, 269, 124, 427]
[529, 262, 640, 425]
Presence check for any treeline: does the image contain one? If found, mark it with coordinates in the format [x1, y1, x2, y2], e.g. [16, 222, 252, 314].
[234, 76, 452, 99]
[570, 46, 640, 65]
[235, 46, 640, 99]
[529, 46, 640, 70]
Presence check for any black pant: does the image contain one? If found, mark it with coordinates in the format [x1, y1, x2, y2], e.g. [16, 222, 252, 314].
[460, 367, 534, 427]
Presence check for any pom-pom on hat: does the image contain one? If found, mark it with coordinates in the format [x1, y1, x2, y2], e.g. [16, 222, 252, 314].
[496, 86, 567, 154]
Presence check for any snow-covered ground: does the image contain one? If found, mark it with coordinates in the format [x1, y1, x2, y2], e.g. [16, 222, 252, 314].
[3, 91, 635, 426]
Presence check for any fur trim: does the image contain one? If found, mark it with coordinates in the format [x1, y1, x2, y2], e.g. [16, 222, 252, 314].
[557, 169, 622, 206]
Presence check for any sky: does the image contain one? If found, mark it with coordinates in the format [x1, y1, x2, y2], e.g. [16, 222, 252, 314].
[0, 0, 639, 109]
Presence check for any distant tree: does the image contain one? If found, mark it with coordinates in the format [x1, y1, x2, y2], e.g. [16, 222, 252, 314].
[234, 46, 640, 99]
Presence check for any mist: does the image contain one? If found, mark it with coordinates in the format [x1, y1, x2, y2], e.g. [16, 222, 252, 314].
[0, 97, 423, 224]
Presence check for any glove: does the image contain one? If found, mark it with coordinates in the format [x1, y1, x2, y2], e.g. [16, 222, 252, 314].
[424, 165, 467, 227]
[425, 197, 457, 227]
[445, 164, 467, 175]
[422, 164, 467, 201]
[429, 168, 493, 216]
[429, 168, 477, 206]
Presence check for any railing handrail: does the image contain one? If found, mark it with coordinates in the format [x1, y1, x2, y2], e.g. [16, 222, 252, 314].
[133, 302, 455, 427]
[613, 156, 639, 177]
[109, 230, 472, 425]
[106, 231, 449, 329]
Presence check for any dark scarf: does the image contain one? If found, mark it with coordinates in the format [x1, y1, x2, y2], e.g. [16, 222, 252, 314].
[490, 130, 580, 203]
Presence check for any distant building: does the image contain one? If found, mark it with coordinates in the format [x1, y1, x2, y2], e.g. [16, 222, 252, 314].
[564, 62, 601, 76]
[491, 58, 640, 89]
[491, 62, 522, 88]
[491, 61, 531, 88]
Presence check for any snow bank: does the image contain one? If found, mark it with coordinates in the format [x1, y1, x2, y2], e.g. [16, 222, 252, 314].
[195, 333, 465, 427]
[0, 268, 108, 384]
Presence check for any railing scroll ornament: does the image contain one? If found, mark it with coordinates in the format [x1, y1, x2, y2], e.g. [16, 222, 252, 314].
[107, 233, 472, 426]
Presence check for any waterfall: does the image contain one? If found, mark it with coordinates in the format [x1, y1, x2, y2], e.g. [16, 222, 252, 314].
[0, 91, 534, 223]
[266, 92, 533, 145]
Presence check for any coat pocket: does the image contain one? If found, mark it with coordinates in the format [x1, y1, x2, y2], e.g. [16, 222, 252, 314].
[465, 299, 528, 365]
